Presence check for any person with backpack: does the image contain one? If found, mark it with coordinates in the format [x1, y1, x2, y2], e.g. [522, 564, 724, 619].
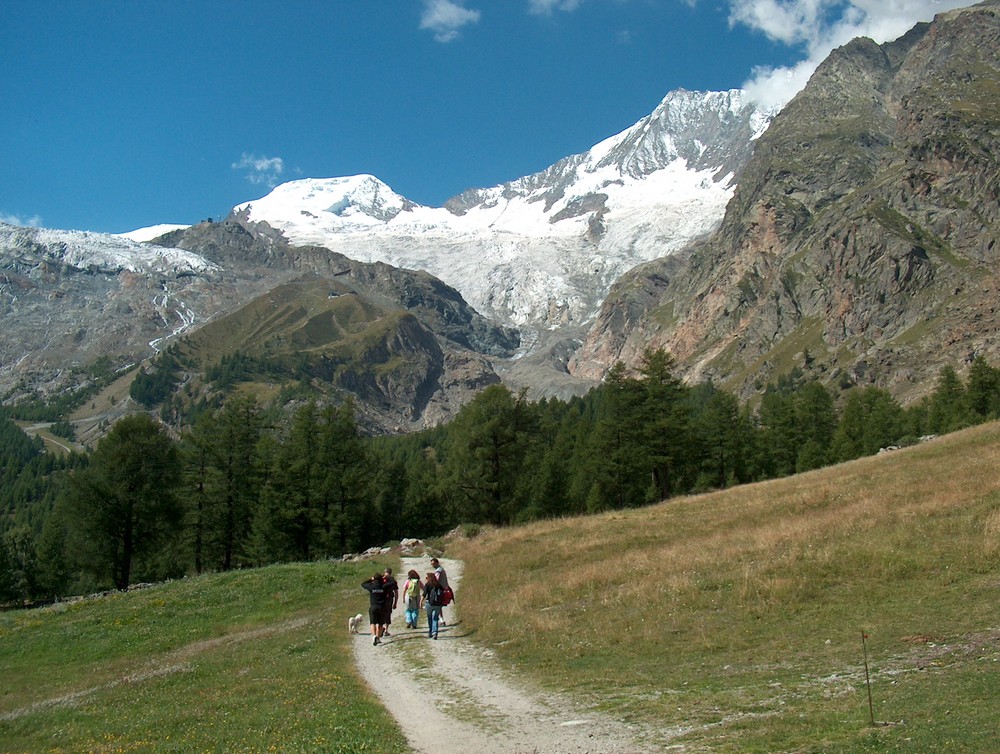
[421, 571, 444, 639]
[402, 569, 422, 629]
[430, 557, 454, 625]
[361, 572, 387, 646]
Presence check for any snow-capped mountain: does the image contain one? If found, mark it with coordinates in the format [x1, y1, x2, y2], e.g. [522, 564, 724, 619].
[118, 224, 190, 243]
[233, 89, 774, 334]
[0, 86, 774, 418]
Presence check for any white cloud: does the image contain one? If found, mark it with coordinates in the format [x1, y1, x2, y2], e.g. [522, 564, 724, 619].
[730, 0, 837, 47]
[730, 0, 975, 109]
[232, 152, 285, 187]
[420, 0, 481, 42]
[741, 58, 819, 110]
[0, 212, 43, 228]
[528, 0, 583, 15]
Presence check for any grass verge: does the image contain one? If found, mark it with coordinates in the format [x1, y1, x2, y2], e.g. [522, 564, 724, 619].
[0, 560, 408, 754]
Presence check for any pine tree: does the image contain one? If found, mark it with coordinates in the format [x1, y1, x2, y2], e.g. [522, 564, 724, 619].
[179, 395, 262, 571]
[245, 480, 287, 565]
[63, 414, 181, 590]
[927, 365, 972, 433]
[401, 445, 446, 536]
[966, 356, 1000, 420]
[281, 402, 323, 560]
[637, 348, 691, 500]
[830, 387, 904, 461]
[519, 399, 578, 520]
[1, 526, 38, 602]
[35, 512, 71, 600]
[442, 385, 536, 524]
[0, 536, 16, 603]
[695, 387, 749, 489]
[211, 395, 263, 569]
[794, 382, 836, 472]
[586, 362, 649, 510]
[317, 401, 369, 555]
[180, 411, 214, 574]
[758, 389, 799, 477]
[371, 455, 407, 543]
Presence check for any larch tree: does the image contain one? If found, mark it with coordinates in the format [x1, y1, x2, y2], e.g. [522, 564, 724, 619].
[64, 414, 181, 590]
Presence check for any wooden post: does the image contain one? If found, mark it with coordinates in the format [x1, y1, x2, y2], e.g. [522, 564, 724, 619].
[862, 630, 875, 726]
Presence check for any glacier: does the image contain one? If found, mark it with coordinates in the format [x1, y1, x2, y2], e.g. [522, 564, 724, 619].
[227, 89, 773, 335]
[0, 223, 216, 275]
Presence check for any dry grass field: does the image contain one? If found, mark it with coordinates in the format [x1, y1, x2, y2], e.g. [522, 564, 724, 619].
[455, 422, 1000, 752]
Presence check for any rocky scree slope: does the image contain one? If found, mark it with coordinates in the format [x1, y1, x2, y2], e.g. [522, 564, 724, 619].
[0, 222, 252, 402]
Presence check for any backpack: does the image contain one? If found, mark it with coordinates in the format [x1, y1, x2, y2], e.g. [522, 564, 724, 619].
[405, 578, 420, 602]
[440, 586, 454, 606]
[429, 584, 445, 606]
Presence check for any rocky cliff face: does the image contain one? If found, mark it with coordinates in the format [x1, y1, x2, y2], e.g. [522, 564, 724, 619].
[158, 219, 520, 432]
[570, 1, 1000, 403]
[176, 271, 507, 434]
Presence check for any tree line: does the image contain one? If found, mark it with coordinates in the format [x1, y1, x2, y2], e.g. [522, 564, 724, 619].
[3, 350, 1000, 604]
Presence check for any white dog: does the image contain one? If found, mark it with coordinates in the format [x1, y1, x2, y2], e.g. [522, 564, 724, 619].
[348, 613, 365, 634]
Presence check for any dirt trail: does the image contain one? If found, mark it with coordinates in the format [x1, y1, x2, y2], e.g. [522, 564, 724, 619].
[351, 557, 651, 754]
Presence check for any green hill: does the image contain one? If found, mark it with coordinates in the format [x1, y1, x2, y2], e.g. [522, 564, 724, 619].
[3, 422, 999, 752]
[0, 560, 408, 754]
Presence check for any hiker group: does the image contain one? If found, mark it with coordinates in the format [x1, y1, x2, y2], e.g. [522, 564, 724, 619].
[361, 558, 454, 645]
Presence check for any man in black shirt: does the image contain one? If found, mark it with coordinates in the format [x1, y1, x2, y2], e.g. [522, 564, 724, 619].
[381, 567, 399, 636]
[361, 573, 387, 646]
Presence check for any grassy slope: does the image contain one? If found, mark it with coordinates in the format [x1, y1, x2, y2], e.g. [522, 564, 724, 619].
[454, 422, 1000, 752]
[0, 560, 407, 754]
[4, 424, 999, 753]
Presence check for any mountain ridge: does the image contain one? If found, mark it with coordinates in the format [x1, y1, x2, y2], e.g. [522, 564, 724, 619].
[232, 88, 774, 332]
[4, 4, 998, 433]
[569, 0, 1000, 402]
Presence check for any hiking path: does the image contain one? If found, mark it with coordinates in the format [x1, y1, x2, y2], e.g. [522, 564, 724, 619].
[351, 557, 653, 754]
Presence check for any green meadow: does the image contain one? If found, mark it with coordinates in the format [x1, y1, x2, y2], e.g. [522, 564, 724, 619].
[4, 422, 1000, 752]
[0, 560, 407, 754]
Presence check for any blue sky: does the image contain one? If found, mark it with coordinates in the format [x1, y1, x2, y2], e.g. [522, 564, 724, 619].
[1, 0, 971, 234]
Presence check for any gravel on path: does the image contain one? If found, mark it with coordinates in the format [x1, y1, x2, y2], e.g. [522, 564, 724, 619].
[351, 556, 652, 754]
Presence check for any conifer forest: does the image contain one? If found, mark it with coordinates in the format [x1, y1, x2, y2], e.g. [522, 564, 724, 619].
[3, 349, 1000, 604]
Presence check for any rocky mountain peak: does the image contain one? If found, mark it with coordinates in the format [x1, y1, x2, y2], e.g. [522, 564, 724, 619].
[596, 88, 773, 180]
[447, 88, 773, 216]
[569, 1, 1000, 403]
[233, 88, 773, 339]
